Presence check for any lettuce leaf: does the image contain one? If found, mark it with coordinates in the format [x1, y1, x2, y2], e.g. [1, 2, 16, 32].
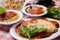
[0, 7, 6, 15]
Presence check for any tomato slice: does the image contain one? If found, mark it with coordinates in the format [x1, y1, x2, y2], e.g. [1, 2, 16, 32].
[37, 7, 43, 14]
[29, 9, 37, 14]
[29, 7, 43, 14]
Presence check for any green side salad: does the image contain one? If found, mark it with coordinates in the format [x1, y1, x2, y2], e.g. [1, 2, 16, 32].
[20, 25, 46, 39]
[47, 7, 60, 19]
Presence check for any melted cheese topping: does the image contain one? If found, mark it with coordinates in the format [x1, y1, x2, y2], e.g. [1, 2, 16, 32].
[36, 19, 57, 32]
[22, 19, 57, 32]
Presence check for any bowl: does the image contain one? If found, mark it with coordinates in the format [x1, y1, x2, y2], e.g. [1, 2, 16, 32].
[22, 5, 47, 17]
[0, 10, 23, 25]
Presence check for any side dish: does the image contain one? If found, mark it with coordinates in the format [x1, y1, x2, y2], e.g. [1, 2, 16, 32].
[4, 0, 25, 10]
[15, 18, 59, 39]
[0, 11, 19, 22]
[0, 7, 19, 22]
[47, 7, 60, 19]
[22, 5, 47, 17]
[26, 6, 44, 14]
[0, 7, 23, 25]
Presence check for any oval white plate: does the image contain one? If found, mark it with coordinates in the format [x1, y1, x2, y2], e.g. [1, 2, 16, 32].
[10, 18, 60, 40]
[0, 10, 23, 25]
[22, 5, 47, 17]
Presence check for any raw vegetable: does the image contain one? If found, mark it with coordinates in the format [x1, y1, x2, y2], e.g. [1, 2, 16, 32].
[47, 7, 60, 19]
[0, 7, 6, 15]
[20, 25, 46, 39]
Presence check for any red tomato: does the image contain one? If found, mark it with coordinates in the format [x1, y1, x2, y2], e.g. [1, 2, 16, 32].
[29, 7, 43, 14]
[37, 7, 43, 14]
[29, 9, 37, 14]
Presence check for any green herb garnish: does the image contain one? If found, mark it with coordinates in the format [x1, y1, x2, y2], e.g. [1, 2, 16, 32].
[47, 7, 60, 19]
[20, 25, 46, 39]
[0, 7, 6, 15]
[20, 25, 31, 39]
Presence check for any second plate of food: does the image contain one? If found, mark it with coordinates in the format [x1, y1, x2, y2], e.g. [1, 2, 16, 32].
[10, 18, 60, 40]
[22, 5, 47, 17]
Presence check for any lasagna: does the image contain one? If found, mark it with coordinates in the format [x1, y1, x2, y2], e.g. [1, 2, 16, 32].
[15, 18, 59, 39]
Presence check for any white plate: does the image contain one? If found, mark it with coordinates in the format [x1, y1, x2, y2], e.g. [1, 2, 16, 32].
[10, 18, 60, 40]
[0, 10, 23, 25]
[22, 5, 47, 17]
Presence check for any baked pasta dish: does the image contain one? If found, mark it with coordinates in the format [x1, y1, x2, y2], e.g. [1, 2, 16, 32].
[15, 18, 59, 39]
